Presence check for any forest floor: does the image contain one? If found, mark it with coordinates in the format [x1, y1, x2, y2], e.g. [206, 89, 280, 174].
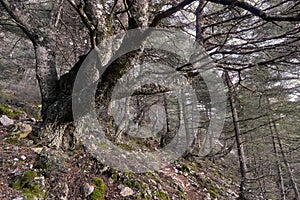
[0, 89, 239, 200]
[0, 123, 240, 200]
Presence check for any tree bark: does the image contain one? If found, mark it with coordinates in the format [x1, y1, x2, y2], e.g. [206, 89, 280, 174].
[224, 70, 248, 200]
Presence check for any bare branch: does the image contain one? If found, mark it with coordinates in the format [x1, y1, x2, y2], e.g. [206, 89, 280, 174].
[208, 0, 300, 22]
[150, 0, 196, 27]
[0, 0, 37, 43]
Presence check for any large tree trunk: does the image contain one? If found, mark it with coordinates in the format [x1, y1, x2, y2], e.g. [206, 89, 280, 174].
[34, 41, 59, 121]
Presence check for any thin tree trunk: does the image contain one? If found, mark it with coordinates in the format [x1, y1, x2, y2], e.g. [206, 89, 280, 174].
[224, 70, 248, 200]
[269, 119, 286, 200]
[272, 120, 299, 199]
[249, 132, 266, 199]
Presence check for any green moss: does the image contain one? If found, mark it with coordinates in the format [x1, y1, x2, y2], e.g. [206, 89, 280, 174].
[137, 191, 152, 199]
[211, 168, 221, 177]
[123, 179, 135, 188]
[181, 164, 190, 173]
[117, 143, 134, 151]
[12, 170, 45, 200]
[146, 171, 154, 177]
[34, 155, 51, 170]
[124, 170, 133, 177]
[178, 191, 187, 200]
[98, 141, 110, 148]
[219, 186, 225, 192]
[0, 105, 14, 118]
[155, 190, 170, 200]
[91, 177, 106, 200]
[205, 177, 218, 199]
[209, 188, 218, 199]
[123, 178, 147, 191]
[4, 135, 19, 145]
[206, 177, 213, 185]
[112, 172, 119, 181]
[22, 188, 38, 200]
[136, 180, 147, 191]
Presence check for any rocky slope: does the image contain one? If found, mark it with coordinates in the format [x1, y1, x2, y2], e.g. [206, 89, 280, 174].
[0, 90, 240, 200]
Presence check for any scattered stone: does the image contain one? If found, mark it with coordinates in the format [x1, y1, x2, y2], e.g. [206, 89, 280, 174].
[34, 176, 45, 190]
[24, 139, 34, 146]
[98, 166, 110, 174]
[18, 123, 32, 139]
[0, 115, 14, 126]
[12, 197, 25, 200]
[58, 183, 69, 200]
[20, 155, 26, 160]
[228, 188, 238, 198]
[117, 184, 125, 190]
[32, 147, 43, 154]
[82, 183, 95, 197]
[108, 178, 114, 184]
[120, 186, 134, 197]
[204, 192, 211, 200]
[11, 168, 21, 176]
[30, 117, 36, 122]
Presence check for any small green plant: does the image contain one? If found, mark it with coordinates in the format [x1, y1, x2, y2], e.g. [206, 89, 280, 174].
[98, 141, 110, 148]
[155, 190, 170, 200]
[146, 171, 154, 177]
[124, 170, 133, 177]
[209, 188, 218, 199]
[0, 105, 14, 118]
[12, 170, 45, 200]
[117, 143, 134, 151]
[181, 164, 190, 174]
[4, 135, 19, 145]
[91, 177, 106, 200]
[178, 191, 187, 200]
[112, 172, 119, 181]
[123, 179, 135, 188]
[34, 155, 52, 171]
[137, 191, 152, 199]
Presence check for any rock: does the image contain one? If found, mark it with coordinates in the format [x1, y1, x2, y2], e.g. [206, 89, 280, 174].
[117, 184, 125, 190]
[0, 115, 14, 126]
[82, 183, 95, 197]
[18, 123, 32, 139]
[58, 183, 69, 200]
[120, 187, 134, 197]
[204, 192, 211, 200]
[227, 188, 238, 198]
[32, 147, 43, 154]
[34, 176, 45, 190]
[108, 178, 114, 184]
[12, 197, 25, 200]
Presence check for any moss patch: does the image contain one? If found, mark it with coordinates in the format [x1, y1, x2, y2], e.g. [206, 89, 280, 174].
[91, 177, 106, 200]
[209, 188, 218, 199]
[0, 105, 14, 118]
[181, 164, 190, 174]
[117, 143, 134, 151]
[155, 190, 170, 200]
[12, 170, 46, 200]
[4, 135, 19, 145]
[178, 191, 187, 200]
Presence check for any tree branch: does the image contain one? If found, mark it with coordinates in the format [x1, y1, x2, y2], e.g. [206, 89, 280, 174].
[0, 0, 37, 44]
[150, 0, 196, 27]
[208, 0, 300, 22]
[67, 0, 97, 48]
